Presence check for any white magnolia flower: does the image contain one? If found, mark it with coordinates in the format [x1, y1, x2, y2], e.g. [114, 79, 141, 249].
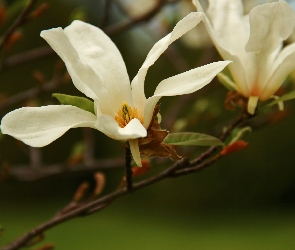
[1, 14, 230, 166]
[193, 0, 295, 114]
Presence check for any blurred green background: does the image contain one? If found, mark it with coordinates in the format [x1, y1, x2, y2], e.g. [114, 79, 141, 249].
[0, 0, 295, 249]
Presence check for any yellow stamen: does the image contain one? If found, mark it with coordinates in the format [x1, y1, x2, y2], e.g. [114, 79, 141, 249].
[115, 102, 143, 128]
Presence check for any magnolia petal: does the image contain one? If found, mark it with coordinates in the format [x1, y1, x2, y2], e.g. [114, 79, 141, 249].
[131, 12, 204, 112]
[260, 43, 295, 100]
[143, 96, 161, 128]
[193, 0, 249, 64]
[64, 21, 132, 112]
[0, 105, 97, 147]
[245, 1, 295, 92]
[192, 0, 204, 12]
[246, 1, 295, 54]
[41, 21, 132, 115]
[129, 139, 142, 167]
[247, 96, 259, 114]
[192, 0, 250, 96]
[95, 115, 147, 141]
[41, 27, 102, 100]
[142, 61, 231, 127]
[154, 61, 231, 96]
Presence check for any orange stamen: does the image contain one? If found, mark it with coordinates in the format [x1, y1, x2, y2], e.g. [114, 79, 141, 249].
[115, 102, 143, 128]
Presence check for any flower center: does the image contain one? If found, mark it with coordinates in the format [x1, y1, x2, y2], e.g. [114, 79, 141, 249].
[115, 102, 143, 128]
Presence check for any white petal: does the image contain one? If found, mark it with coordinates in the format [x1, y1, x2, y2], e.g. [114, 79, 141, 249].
[131, 12, 204, 112]
[1, 105, 97, 147]
[245, 1, 295, 92]
[142, 61, 231, 127]
[41, 27, 102, 100]
[154, 61, 231, 96]
[95, 115, 147, 141]
[129, 139, 142, 167]
[246, 1, 295, 54]
[41, 21, 132, 115]
[192, 0, 250, 96]
[247, 96, 259, 114]
[143, 96, 161, 128]
[260, 43, 295, 100]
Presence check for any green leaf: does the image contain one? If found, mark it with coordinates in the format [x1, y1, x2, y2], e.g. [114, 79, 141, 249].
[164, 132, 224, 147]
[217, 72, 238, 91]
[262, 90, 295, 109]
[227, 126, 252, 145]
[53, 93, 95, 114]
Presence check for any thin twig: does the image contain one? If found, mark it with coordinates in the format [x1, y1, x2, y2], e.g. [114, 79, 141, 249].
[0, 74, 63, 114]
[29, 147, 42, 169]
[104, 0, 165, 35]
[4, 158, 124, 182]
[1, 109, 254, 250]
[82, 128, 96, 166]
[0, 0, 167, 73]
[0, 0, 38, 51]
[0, 46, 54, 73]
[125, 142, 133, 192]
[100, 0, 112, 28]
[190, 111, 252, 167]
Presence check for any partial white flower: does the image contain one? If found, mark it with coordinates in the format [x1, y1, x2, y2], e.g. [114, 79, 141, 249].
[193, 0, 295, 114]
[1, 14, 230, 166]
[119, 0, 158, 19]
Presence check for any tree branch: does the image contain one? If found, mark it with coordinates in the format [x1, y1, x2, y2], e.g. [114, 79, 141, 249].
[0, 74, 63, 114]
[1, 111, 254, 250]
[104, 0, 165, 35]
[0, 46, 54, 73]
[4, 158, 124, 182]
[0, 0, 38, 51]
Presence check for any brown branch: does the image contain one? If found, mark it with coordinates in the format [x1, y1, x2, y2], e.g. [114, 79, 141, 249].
[29, 147, 43, 169]
[4, 158, 124, 182]
[104, 0, 165, 35]
[82, 128, 96, 166]
[190, 111, 252, 167]
[100, 0, 113, 28]
[125, 142, 133, 192]
[0, 46, 54, 73]
[0, 74, 63, 114]
[1, 111, 254, 250]
[0, 0, 38, 51]
[0, 0, 167, 73]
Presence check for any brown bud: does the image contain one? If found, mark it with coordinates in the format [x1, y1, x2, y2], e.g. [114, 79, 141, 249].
[93, 172, 106, 196]
[0, 4, 7, 25]
[132, 159, 151, 177]
[73, 181, 90, 202]
[35, 243, 54, 250]
[32, 70, 45, 84]
[220, 140, 249, 156]
[4, 30, 22, 51]
[224, 91, 247, 111]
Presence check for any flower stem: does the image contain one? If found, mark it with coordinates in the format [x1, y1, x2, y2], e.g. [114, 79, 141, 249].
[125, 142, 133, 192]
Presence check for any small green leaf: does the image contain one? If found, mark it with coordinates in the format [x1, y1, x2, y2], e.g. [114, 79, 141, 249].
[228, 126, 252, 145]
[69, 7, 88, 22]
[262, 90, 295, 109]
[217, 72, 238, 91]
[164, 132, 224, 146]
[53, 93, 95, 114]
